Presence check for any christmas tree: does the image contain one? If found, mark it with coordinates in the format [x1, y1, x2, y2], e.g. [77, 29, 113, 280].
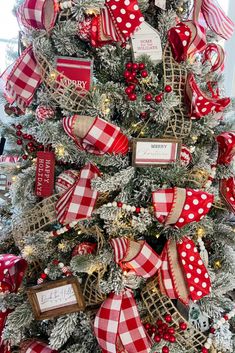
[0, 0, 234, 352]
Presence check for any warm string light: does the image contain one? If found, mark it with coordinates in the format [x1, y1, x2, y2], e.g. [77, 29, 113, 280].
[55, 144, 65, 157]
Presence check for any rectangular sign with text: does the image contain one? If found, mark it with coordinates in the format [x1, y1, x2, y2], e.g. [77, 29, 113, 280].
[35, 151, 55, 197]
[132, 138, 181, 167]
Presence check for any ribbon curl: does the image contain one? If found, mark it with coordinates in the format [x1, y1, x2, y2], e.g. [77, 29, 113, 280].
[94, 237, 162, 353]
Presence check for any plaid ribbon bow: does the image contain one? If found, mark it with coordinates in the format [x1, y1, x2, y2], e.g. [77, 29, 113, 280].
[216, 132, 235, 213]
[20, 339, 58, 353]
[63, 115, 129, 156]
[1, 0, 56, 110]
[56, 163, 100, 224]
[0, 254, 27, 353]
[94, 237, 162, 353]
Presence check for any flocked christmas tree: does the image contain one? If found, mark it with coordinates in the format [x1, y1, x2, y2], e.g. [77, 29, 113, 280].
[0, 0, 235, 352]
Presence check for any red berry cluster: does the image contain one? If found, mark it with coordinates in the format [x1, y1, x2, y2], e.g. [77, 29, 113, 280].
[144, 85, 172, 104]
[124, 61, 147, 101]
[13, 124, 48, 160]
[144, 315, 188, 353]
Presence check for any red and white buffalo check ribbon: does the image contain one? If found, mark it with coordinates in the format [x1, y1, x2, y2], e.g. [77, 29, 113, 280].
[20, 339, 58, 353]
[94, 238, 162, 353]
[0, 254, 27, 353]
[56, 163, 100, 224]
[2, 0, 56, 110]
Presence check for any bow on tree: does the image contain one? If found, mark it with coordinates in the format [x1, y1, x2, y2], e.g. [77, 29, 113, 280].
[20, 339, 58, 353]
[152, 187, 213, 304]
[1, 0, 57, 110]
[63, 115, 129, 155]
[79, 0, 144, 47]
[0, 254, 27, 353]
[55, 163, 100, 224]
[94, 238, 162, 353]
[216, 131, 235, 213]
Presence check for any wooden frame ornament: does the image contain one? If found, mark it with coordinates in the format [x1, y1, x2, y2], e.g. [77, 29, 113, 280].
[132, 138, 182, 167]
[27, 277, 85, 320]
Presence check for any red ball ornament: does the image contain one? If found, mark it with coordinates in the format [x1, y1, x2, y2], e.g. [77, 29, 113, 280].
[155, 94, 163, 103]
[140, 112, 148, 120]
[52, 259, 59, 265]
[141, 70, 148, 78]
[169, 335, 176, 343]
[16, 139, 23, 145]
[151, 326, 157, 333]
[27, 142, 34, 148]
[131, 71, 137, 78]
[163, 333, 170, 341]
[38, 144, 44, 150]
[16, 124, 22, 130]
[27, 135, 33, 140]
[210, 328, 216, 334]
[145, 93, 152, 102]
[129, 84, 136, 91]
[124, 70, 131, 79]
[165, 85, 172, 93]
[29, 147, 36, 152]
[125, 87, 132, 95]
[22, 133, 28, 139]
[135, 207, 140, 213]
[179, 322, 187, 331]
[139, 63, 145, 70]
[156, 319, 163, 327]
[167, 327, 175, 335]
[154, 334, 161, 343]
[162, 346, 169, 353]
[117, 202, 123, 208]
[22, 154, 28, 160]
[201, 348, 208, 353]
[127, 75, 134, 82]
[164, 314, 172, 323]
[129, 93, 137, 101]
[224, 315, 229, 321]
[40, 273, 47, 279]
[16, 130, 22, 137]
[132, 63, 139, 71]
[144, 323, 151, 330]
[125, 62, 132, 70]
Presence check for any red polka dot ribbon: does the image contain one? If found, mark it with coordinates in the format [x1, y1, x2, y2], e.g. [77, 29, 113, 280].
[152, 187, 214, 228]
[158, 237, 211, 304]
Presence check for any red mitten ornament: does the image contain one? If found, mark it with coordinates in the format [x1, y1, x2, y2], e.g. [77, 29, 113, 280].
[36, 105, 55, 122]
[55, 163, 100, 224]
[63, 115, 129, 155]
[152, 187, 214, 228]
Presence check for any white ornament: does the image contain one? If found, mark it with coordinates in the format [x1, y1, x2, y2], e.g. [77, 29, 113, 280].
[131, 21, 162, 64]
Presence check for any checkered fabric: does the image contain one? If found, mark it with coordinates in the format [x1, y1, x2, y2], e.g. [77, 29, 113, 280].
[201, 0, 234, 39]
[17, 0, 57, 31]
[152, 189, 174, 223]
[63, 116, 129, 155]
[158, 244, 178, 299]
[5, 46, 41, 110]
[0, 254, 27, 353]
[94, 289, 151, 353]
[56, 163, 100, 224]
[20, 340, 58, 353]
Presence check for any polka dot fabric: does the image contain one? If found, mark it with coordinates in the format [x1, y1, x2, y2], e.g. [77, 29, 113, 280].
[168, 22, 192, 62]
[186, 73, 230, 120]
[219, 177, 235, 213]
[216, 131, 235, 165]
[177, 237, 211, 301]
[106, 0, 144, 41]
[174, 188, 214, 228]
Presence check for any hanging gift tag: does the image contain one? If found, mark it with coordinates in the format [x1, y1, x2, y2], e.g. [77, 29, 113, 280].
[131, 22, 162, 64]
[155, 0, 166, 10]
[56, 57, 93, 93]
[35, 151, 55, 197]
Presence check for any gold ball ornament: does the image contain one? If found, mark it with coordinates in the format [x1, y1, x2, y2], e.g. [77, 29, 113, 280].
[214, 260, 222, 270]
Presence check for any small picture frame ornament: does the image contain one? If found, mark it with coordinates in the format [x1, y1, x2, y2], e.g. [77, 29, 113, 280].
[27, 277, 85, 320]
[132, 138, 182, 167]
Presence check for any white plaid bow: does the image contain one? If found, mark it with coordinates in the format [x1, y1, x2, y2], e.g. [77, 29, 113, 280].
[56, 163, 100, 224]
[94, 238, 162, 353]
